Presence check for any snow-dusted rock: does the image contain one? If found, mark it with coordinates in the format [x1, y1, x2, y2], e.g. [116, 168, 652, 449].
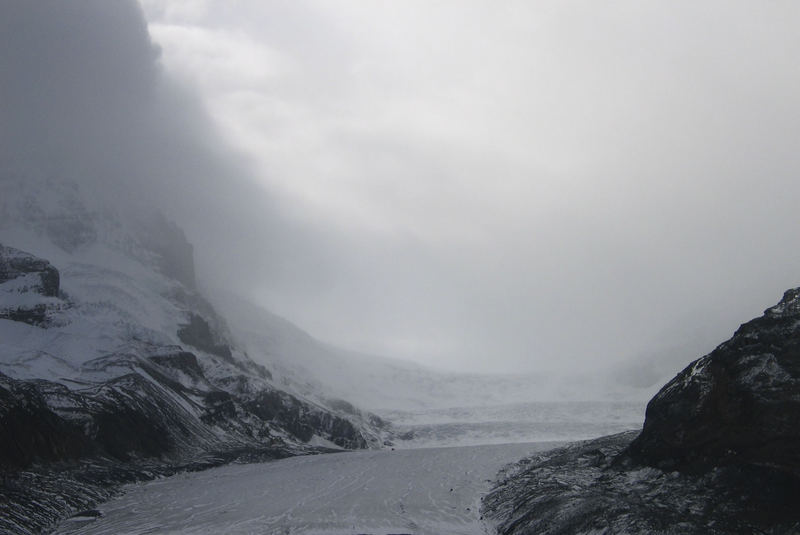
[627, 287, 800, 476]
[0, 243, 64, 326]
[0, 235, 387, 534]
[0, 244, 60, 297]
[483, 288, 800, 534]
[483, 430, 800, 534]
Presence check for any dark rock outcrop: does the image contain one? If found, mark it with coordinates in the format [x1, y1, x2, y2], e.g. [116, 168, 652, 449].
[0, 375, 92, 469]
[0, 347, 379, 534]
[484, 288, 800, 534]
[0, 244, 60, 297]
[1, 348, 378, 470]
[148, 351, 205, 381]
[177, 313, 234, 361]
[243, 389, 367, 449]
[0, 242, 385, 533]
[2, 304, 49, 326]
[627, 287, 800, 477]
[484, 431, 800, 534]
[0, 366, 219, 470]
[0, 244, 63, 326]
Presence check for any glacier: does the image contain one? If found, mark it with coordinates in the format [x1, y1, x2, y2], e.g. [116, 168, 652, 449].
[55, 442, 557, 535]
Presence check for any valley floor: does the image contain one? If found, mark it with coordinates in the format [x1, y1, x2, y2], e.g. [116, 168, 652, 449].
[54, 442, 558, 535]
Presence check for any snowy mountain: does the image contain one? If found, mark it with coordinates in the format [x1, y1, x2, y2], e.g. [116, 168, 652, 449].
[0, 2, 656, 532]
[0, 173, 398, 532]
[0, 170, 648, 534]
[208, 282, 652, 449]
[0, 173, 385, 445]
[212, 286, 658, 412]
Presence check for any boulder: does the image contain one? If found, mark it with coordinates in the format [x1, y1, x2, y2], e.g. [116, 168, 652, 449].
[484, 287, 800, 534]
[627, 287, 800, 476]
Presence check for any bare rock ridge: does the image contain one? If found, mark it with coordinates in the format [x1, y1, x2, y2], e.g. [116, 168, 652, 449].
[484, 288, 800, 534]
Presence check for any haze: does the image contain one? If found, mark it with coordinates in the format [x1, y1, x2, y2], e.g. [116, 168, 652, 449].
[3, 1, 800, 377]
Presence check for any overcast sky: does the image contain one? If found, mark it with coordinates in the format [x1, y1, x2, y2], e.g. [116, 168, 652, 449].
[3, 1, 800, 375]
[136, 0, 800, 374]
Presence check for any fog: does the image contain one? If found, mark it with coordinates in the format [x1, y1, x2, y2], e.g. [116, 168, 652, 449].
[2, 1, 800, 377]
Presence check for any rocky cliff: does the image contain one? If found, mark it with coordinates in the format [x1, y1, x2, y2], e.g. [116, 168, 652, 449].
[626, 288, 800, 477]
[483, 288, 800, 534]
[0, 244, 62, 326]
[0, 239, 387, 534]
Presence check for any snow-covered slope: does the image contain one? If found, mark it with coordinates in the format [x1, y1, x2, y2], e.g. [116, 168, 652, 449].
[212, 289, 657, 414]
[205, 289, 651, 448]
[0, 171, 644, 535]
[0, 173, 388, 455]
[0, 166, 650, 458]
[0, 171, 400, 533]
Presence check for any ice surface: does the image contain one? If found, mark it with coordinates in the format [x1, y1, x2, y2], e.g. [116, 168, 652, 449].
[54, 442, 558, 535]
[385, 400, 644, 448]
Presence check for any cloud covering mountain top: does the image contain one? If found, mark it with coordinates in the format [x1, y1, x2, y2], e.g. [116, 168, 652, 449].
[3, 0, 800, 375]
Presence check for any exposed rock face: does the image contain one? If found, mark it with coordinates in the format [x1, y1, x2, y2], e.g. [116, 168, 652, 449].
[0, 375, 92, 469]
[0, 244, 59, 297]
[627, 287, 800, 476]
[0, 242, 389, 534]
[0, 347, 379, 472]
[0, 244, 63, 326]
[0, 347, 383, 534]
[178, 313, 234, 361]
[243, 390, 367, 449]
[484, 288, 800, 534]
[0, 355, 249, 471]
[483, 431, 800, 535]
[1, 304, 49, 326]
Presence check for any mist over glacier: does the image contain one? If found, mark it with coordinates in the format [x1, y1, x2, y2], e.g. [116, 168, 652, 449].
[138, 0, 800, 377]
[4, 3, 800, 534]
[3, 0, 800, 383]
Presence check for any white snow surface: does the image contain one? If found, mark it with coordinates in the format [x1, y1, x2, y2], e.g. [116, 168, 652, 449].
[55, 442, 558, 535]
[0, 242, 189, 384]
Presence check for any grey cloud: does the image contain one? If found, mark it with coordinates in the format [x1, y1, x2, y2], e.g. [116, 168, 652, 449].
[3, 0, 800, 379]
